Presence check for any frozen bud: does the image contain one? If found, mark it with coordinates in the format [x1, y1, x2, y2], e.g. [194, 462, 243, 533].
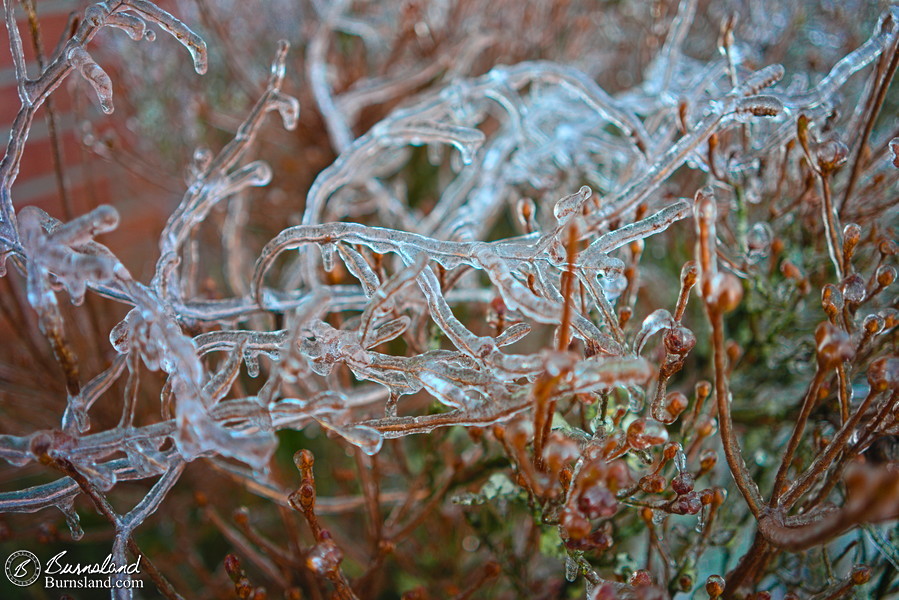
[821, 284, 843, 320]
[639, 474, 667, 494]
[629, 570, 653, 587]
[879, 239, 899, 257]
[516, 197, 538, 232]
[695, 415, 717, 438]
[876, 265, 896, 288]
[559, 467, 573, 491]
[561, 508, 591, 541]
[699, 448, 718, 472]
[747, 222, 772, 258]
[672, 472, 695, 495]
[863, 314, 884, 335]
[658, 392, 689, 424]
[815, 322, 854, 368]
[669, 491, 702, 515]
[294, 449, 315, 470]
[577, 484, 618, 519]
[664, 326, 696, 356]
[662, 441, 682, 461]
[605, 460, 632, 492]
[232, 507, 250, 527]
[224, 554, 243, 583]
[706, 575, 726, 598]
[306, 538, 343, 575]
[703, 272, 743, 313]
[851, 565, 871, 585]
[726, 341, 742, 366]
[627, 419, 669, 450]
[544, 432, 580, 472]
[815, 137, 849, 173]
[771, 237, 784, 255]
[867, 357, 899, 393]
[881, 309, 898, 329]
[840, 274, 867, 306]
[695, 381, 712, 401]
[553, 186, 591, 222]
[842, 223, 861, 260]
[681, 260, 699, 287]
[890, 138, 899, 168]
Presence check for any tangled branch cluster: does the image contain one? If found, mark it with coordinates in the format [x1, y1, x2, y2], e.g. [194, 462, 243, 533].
[0, 1, 898, 598]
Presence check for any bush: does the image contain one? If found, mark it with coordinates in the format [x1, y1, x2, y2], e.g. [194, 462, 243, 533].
[0, 1, 898, 598]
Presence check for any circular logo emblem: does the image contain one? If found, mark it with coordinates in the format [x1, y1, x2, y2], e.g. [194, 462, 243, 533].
[5, 550, 40, 587]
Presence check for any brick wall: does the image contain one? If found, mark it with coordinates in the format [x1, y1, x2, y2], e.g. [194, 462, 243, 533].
[0, 0, 116, 219]
[1, 1, 185, 278]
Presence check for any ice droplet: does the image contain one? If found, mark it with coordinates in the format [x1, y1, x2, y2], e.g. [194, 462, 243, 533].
[565, 555, 579, 582]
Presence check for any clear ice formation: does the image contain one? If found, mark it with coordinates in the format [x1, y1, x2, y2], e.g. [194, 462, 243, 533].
[1, 1, 898, 597]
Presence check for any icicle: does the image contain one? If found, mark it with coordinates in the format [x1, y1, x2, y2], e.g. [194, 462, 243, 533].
[634, 309, 675, 354]
[565, 555, 579, 582]
[319, 243, 336, 272]
[317, 419, 383, 455]
[56, 499, 84, 541]
[126, 0, 208, 74]
[66, 44, 114, 113]
[553, 186, 591, 223]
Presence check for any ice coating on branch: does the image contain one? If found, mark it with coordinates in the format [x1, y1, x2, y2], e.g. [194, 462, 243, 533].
[66, 44, 114, 114]
[126, 0, 207, 74]
[2, 2, 899, 595]
[19, 205, 122, 305]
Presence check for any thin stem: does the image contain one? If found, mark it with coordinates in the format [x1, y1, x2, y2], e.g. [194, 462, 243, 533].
[840, 31, 899, 218]
[709, 311, 763, 517]
[770, 368, 825, 505]
[782, 389, 890, 506]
